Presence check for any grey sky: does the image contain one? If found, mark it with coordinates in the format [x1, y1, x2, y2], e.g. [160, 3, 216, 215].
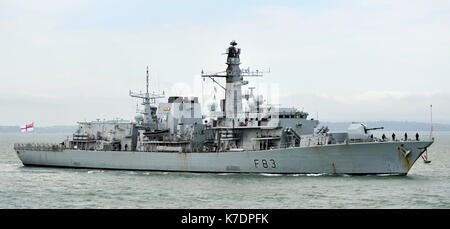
[1, 0, 449, 126]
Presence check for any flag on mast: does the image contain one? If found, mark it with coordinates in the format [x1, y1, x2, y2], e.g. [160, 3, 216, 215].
[20, 123, 34, 132]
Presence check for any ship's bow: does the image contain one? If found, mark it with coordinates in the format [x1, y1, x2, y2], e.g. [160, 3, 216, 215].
[397, 139, 433, 174]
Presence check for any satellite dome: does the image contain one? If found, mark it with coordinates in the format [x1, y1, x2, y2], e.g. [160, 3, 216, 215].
[207, 100, 218, 112]
[134, 113, 144, 122]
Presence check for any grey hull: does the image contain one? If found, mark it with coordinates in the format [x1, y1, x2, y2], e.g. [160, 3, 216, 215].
[16, 140, 433, 175]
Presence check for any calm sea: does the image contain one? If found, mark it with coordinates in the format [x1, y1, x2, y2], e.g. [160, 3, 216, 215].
[1, 131, 449, 209]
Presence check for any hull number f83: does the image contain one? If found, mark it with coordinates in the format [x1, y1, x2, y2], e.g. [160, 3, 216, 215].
[254, 159, 276, 169]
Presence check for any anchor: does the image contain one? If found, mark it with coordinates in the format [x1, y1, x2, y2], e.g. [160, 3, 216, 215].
[421, 147, 431, 164]
[398, 144, 411, 157]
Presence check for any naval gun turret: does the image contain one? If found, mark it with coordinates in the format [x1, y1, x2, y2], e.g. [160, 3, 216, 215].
[347, 122, 384, 141]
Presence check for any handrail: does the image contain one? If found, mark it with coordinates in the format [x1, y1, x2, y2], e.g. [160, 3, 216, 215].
[13, 143, 64, 152]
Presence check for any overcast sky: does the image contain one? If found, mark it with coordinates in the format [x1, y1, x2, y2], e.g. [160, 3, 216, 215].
[1, 0, 449, 126]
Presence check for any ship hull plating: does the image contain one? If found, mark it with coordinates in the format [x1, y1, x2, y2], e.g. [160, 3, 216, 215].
[16, 140, 432, 175]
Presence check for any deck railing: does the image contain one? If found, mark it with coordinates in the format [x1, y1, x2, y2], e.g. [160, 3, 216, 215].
[13, 143, 64, 152]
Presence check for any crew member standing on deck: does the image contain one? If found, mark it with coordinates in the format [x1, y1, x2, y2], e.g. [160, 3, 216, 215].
[392, 133, 396, 141]
[404, 133, 408, 141]
[416, 133, 420, 141]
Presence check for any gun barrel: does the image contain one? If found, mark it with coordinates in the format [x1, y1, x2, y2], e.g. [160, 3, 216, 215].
[366, 127, 384, 131]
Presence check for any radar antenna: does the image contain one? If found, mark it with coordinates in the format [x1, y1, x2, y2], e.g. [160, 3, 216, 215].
[129, 66, 165, 124]
[129, 66, 165, 104]
[146, 66, 149, 95]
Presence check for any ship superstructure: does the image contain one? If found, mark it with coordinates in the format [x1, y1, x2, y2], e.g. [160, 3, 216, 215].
[14, 41, 434, 175]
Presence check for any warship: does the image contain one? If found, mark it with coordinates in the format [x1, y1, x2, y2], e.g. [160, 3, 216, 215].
[14, 41, 434, 175]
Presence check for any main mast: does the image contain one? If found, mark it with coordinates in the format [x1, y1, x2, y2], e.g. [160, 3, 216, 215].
[224, 40, 244, 122]
[202, 41, 263, 126]
[129, 66, 164, 126]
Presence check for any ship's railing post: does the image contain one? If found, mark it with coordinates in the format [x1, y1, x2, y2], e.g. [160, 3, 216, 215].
[13, 142, 64, 152]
